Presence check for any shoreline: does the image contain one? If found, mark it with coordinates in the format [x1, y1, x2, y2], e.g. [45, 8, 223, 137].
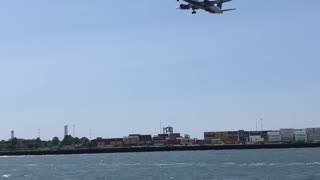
[1, 143, 320, 156]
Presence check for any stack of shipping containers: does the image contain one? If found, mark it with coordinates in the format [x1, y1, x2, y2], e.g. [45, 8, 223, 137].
[169, 133, 181, 139]
[249, 135, 264, 144]
[294, 130, 307, 142]
[249, 131, 262, 136]
[204, 132, 227, 145]
[95, 138, 123, 148]
[249, 131, 264, 144]
[267, 131, 282, 143]
[138, 135, 153, 146]
[261, 131, 269, 142]
[238, 130, 248, 144]
[166, 133, 182, 146]
[306, 128, 320, 142]
[93, 127, 320, 148]
[123, 136, 139, 146]
[153, 136, 166, 146]
[280, 129, 294, 142]
[225, 131, 239, 144]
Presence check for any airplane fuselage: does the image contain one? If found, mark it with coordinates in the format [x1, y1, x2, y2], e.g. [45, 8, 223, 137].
[177, 0, 235, 14]
[182, 0, 223, 14]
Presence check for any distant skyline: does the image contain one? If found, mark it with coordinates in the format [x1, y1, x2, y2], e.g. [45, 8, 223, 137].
[1, 1, 320, 140]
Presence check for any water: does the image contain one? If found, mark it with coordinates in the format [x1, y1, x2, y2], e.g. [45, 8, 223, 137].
[1, 148, 320, 180]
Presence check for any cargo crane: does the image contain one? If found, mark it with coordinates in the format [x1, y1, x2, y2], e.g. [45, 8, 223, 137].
[163, 126, 174, 135]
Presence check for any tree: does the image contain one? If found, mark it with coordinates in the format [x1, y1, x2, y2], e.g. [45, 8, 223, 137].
[80, 137, 91, 147]
[51, 137, 60, 146]
[74, 137, 81, 145]
[9, 137, 18, 149]
[34, 138, 42, 148]
[61, 135, 74, 146]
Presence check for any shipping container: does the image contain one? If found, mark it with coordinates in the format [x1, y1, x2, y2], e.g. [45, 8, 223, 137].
[267, 131, 280, 136]
[305, 128, 320, 134]
[224, 137, 239, 144]
[227, 131, 238, 137]
[166, 139, 181, 146]
[295, 134, 306, 142]
[239, 131, 249, 142]
[294, 131, 306, 135]
[204, 132, 228, 139]
[138, 135, 152, 141]
[280, 129, 294, 141]
[95, 138, 123, 147]
[123, 136, 139, 146]
[281, 137, 294, 142]
[158, 134, 169, 138]
[307, 134, 320, 142]
[169, 133, 181, 139]
[280, 128, 294, 133]
[249, 136, 264, 143]
[268, 136, 282, 142]
[153, 136, 166, 141]
[205, 138, 224, 145]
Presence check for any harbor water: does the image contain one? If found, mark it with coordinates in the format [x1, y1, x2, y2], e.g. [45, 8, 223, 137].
[1, 148, 320, 180]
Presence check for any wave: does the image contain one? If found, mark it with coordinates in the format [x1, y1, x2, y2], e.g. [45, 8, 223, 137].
[1, 174, 12, 178]
[154, 163, 193, 167]
[225, 162, 320, 167]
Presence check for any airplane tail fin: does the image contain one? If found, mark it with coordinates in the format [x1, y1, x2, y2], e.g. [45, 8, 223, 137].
[222, 8, 236, 12]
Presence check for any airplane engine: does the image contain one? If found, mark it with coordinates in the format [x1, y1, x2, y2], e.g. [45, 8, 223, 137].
[179, 4, 190, 9]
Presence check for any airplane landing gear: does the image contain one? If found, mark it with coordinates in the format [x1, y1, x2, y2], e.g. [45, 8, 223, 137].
[192, 8, 196, 14]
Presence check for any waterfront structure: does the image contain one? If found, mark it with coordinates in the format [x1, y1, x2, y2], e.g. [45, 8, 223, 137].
[11, 131, 14, 139]
[64, 125, 68, 137]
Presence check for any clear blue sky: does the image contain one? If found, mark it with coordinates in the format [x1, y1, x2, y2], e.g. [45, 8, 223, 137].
[0, 0, 320, 140]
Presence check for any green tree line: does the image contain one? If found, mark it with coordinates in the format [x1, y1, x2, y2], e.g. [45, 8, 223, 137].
[0, 136, 92, 151]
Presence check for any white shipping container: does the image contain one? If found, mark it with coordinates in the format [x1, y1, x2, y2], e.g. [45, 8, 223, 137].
[267, 132, 280, 136]
[250, 136, 264, 143]
[295, 134, 306, 137]
[294, 131, 306, 135]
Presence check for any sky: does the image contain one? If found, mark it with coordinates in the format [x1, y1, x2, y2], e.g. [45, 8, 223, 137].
[0, 0, 320, 140]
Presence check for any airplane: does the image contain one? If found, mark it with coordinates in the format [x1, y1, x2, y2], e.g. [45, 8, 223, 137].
[176, 0, 236, 14]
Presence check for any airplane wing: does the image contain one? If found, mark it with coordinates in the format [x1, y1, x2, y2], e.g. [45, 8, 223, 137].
[222, 8, 236, 12]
